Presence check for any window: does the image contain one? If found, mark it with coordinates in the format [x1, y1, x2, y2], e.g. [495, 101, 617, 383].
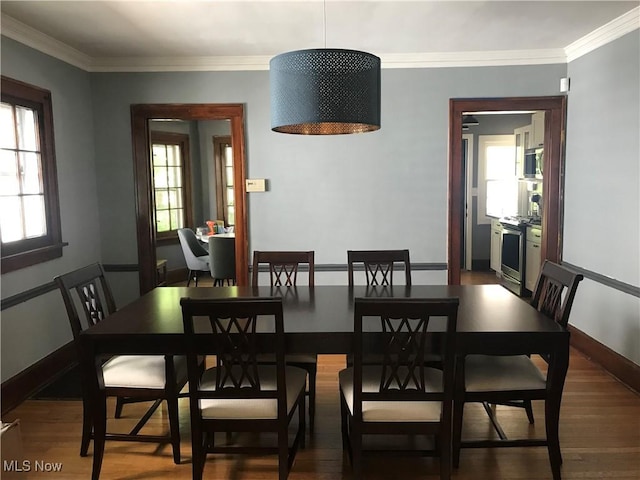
[150, 131, 192, 241]
[477, 135, 517, 223]
[214, 136, 234, 226]
[1, 76, 64, 273]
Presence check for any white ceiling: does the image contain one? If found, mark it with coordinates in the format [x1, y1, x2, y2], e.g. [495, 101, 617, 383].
[2, 1, 639, 71]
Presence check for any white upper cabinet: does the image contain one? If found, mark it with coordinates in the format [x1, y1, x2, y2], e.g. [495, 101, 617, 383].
[531, 111, 545, 147]
[514, 124, 532, 178]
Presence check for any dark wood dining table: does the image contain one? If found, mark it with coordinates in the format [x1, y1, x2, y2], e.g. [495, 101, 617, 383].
[79, 284, 569, 479]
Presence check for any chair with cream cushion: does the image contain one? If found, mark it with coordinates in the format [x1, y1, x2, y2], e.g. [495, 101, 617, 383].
[54, 263, 186, 464]
[346, 249, 422, 368]
[252, 250, 318, 433]
[180, 297, 306, 480]
[452, 260, 584, 480]
[339, 297, 459, 480]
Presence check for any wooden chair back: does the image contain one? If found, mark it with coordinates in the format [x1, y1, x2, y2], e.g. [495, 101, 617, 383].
[347, 249, 411, 286]
[531, 261, 584, 329]
[251, 250, 315, 287]
[352, 297, 459, 419]
[180, 297, 286, 404]
[54, 263, 117, 340]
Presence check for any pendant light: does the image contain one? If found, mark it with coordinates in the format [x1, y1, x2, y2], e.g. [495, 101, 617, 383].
[270, 1, 381, 135]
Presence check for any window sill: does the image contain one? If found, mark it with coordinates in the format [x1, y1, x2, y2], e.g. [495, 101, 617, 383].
[1, 242, 68, 274]
[156, 235, 180, 247]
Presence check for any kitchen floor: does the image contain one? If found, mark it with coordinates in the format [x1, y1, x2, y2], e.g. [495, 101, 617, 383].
[460, 269, 501, 285]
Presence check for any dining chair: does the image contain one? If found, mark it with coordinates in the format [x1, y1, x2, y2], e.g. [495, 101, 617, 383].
[54, 263, 186, 465]
[346, 249, 414, 367]
[177, 228, 209, 286]
[251, 250, 318, 433]
[180, 297, 306, 480]
[452, 260, 584, 480]
[347, 249, 412, 286]
[208, 235, 236, 286]
[339, 297, 459, 480]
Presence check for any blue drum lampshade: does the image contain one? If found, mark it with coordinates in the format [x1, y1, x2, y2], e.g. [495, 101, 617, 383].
[270, 49, 381, 135]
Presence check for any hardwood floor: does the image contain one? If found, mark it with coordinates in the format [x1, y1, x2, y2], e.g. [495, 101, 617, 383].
[4, 351, 639, 479]
[460, 269, 501, 285]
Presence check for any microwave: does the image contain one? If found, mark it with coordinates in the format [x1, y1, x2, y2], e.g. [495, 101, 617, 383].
[524, 147, 543, 178]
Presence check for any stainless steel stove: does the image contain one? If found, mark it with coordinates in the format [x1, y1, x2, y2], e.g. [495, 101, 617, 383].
[498, 216, 539, 296]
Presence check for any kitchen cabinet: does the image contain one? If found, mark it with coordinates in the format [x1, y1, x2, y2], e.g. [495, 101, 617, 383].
[490, 219, 502, 274]
[531, 111, 545, 147]
[514, 124, 532, 178]
[525, 226, 542, 291]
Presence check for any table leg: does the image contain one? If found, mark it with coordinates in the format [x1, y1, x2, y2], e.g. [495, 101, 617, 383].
[546, 340, 570, 480]
[80, 338, 106, 480]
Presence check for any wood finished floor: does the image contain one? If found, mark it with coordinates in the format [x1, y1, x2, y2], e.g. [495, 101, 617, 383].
[5, 351, 640, 480]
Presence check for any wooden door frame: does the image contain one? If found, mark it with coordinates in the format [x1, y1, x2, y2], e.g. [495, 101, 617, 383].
[448, 96, 567, 285]
[131, 104, 248, 293]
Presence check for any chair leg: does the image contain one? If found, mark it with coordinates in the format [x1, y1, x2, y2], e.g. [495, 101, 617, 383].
[166, 396, 181, 464]
[80, 397, 92, 457]
[351, 423, 363, 480]
[452, 399, 464, 468]
[546, 397, 563, 480]
[308, 363, 317, 434]
[114, 396, 125, 418]
[91, 394, 107, 480]
[339, 390, 347, 450]
[191, 423, 204, 480]
[440, 397, 453, 480]
[186, 270, 193, 287]
[299, 391, 306, 449]
[278, 425, 289, 480]
[524, 399, 535, 424]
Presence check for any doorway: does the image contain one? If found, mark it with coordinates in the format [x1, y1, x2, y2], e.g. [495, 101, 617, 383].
[131, 104, 248, 293]
[448, 96, 567, 285]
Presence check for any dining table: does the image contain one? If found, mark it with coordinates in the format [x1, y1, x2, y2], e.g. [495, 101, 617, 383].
[79, 284, 569, 479]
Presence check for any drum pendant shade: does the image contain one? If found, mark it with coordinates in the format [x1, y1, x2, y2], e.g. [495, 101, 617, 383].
[270, 49, 381, 135]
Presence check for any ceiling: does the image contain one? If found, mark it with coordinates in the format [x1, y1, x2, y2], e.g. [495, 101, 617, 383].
[1, 1, 638, 71]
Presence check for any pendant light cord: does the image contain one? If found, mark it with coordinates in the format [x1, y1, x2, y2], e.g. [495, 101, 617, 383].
[323, 0, 327, 48]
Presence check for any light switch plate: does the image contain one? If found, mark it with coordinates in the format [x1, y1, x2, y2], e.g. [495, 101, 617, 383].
[246, 178, 266, 192]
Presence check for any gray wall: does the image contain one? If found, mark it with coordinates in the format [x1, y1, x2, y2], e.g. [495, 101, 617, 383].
[89, 64, 565, 275]
[1, 38, 100, 380]
[563, 31, 640, 364]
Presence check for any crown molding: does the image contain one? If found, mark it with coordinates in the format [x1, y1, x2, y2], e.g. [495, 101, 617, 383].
[380, 49, 567, 69]
[2, 8, 638, 73]
[565, 6, 640, 62]
[88, 55, 273, 72]
[86, 49, 568, 72]
[1, 14, 91, 71]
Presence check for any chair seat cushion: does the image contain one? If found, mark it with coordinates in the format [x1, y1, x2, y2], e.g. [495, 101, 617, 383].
[198, 365, 307, 419]
[339, 366, 443, 422]
[464, 354, 547, 392]
[102, 355, 187, 389]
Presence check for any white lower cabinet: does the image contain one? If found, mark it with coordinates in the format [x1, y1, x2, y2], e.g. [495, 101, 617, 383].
[525, 227, 542, 291]
[490, 220, 502, 273]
